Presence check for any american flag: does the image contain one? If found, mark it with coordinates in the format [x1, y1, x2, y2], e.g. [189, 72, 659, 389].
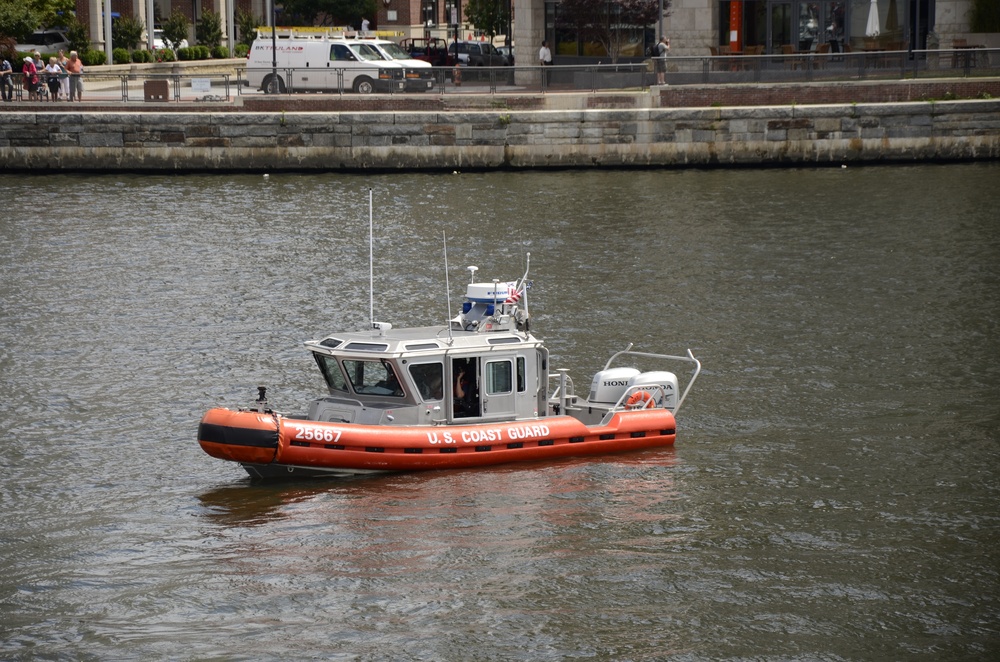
[504, 280, 531, 304]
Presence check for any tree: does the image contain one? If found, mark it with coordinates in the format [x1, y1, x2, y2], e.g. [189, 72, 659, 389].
[557, 0, 666, 62]
[163, 11, 190, 51]
[0, 1, 40, 43]
[236, 9, 263, 47]
[196, 9, 222, 48]
[64, 14, 88, 52]
[112, 14, 144, 51]
[464, 0, 510, 41]
[278, 0, 376, 28]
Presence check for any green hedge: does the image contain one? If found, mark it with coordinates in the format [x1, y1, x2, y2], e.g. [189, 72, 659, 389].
[80, 50, 107, 66]
[176, 45, 212, 61]
[113, 48, 130, 65]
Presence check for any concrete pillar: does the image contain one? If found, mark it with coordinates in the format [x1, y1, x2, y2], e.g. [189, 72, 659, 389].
[513, 0, 544, 85]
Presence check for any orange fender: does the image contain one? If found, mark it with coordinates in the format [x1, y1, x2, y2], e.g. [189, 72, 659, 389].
[198, 408, 279, 465]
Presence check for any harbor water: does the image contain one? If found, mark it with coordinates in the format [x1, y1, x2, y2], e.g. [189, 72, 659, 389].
[1, 164, 998, 660]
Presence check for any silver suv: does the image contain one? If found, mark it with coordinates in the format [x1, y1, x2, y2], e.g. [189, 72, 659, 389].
[15, 29, 71, 53]
[448, 41, 508, 66]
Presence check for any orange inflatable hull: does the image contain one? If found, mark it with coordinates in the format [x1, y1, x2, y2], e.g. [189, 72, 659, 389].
[198, 407, 677, 476]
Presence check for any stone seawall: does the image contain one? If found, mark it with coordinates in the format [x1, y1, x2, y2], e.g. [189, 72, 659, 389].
[2, 99, 999, 171]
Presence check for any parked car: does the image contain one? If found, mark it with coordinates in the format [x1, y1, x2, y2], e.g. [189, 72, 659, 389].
[152, 29, 189, 51]
[359, 38, 435, 92]
[448, 41, 508, 66]
[399, 37, 456, 67]
[15, 29, 71, 54]
[496, 45, 514, 65]
[246, 32, 406, 94]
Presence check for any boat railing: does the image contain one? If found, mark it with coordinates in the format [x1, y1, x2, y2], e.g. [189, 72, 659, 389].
[548, 368, 581, 412]
[602, 345, 701, 414]
[611, 383, 672, 412]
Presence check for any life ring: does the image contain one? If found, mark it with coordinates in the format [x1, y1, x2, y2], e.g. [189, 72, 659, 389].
[625, 390, 655, 409]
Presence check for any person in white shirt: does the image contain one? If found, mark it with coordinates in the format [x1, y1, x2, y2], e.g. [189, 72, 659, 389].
[538, 40, 552, 66]
[44, 56, 61, 101]
[361, 18, 370, 35]
[539, 40, 552, 86]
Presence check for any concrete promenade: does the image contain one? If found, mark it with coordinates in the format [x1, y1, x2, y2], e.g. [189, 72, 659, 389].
[2, 75, 999, 171]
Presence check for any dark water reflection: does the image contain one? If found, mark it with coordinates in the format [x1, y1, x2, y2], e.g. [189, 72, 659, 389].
[1, 165, 998, 660]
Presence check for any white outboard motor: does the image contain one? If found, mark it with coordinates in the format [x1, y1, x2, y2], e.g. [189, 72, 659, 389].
[629, 371, 679, 410]
[589, 367, 640, 404]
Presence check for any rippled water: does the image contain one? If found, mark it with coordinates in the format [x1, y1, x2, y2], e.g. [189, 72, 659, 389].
[1, 165, 998, 660]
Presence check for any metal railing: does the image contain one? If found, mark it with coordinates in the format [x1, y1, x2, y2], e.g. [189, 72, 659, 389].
[241, 49, 998, 95]
[2, 48, 995, 103]
[4, 72, 235, 102]
[656, 47, 1000, 86]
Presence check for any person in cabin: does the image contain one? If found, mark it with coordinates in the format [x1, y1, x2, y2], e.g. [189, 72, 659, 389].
[454, 359, 477, 417]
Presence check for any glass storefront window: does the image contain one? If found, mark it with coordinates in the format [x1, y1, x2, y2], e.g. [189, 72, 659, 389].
[722, 0, 852, 53]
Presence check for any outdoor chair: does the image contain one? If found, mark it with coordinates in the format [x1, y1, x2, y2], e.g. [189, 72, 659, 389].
[781, 44, 804, 70]
[814, 43, 831, 69]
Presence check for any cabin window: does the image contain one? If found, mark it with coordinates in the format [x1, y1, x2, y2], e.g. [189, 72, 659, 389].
[343, 359, 405, 397]
[485, 359, 513, 395]
[405, 343, 440, 351]
[409, 362, 444, 401]
[344, 342, 389, 352]
[314, 354, 349, 392]
[517, 356, 526, 393]
[487, 337, 521, 345]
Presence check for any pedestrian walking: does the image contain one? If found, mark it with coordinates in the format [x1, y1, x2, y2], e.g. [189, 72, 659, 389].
[0, 58, 13, 102]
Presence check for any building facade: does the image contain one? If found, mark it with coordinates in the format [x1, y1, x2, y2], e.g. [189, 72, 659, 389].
[73, 0, 978, 61]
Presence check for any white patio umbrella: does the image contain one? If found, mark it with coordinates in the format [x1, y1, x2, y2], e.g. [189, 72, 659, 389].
[866, 0, 881, 38]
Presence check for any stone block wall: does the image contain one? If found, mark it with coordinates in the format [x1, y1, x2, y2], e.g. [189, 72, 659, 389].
[1, 98, 998, 171]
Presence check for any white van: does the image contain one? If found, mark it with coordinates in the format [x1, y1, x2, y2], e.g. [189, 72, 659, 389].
[247, 29, 405, 94]
[358, 38, 435, 92]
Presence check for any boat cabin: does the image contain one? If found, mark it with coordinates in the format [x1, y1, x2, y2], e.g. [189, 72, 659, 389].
[304, 280, 549, 427]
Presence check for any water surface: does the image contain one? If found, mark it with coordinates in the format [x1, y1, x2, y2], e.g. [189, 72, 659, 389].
[1, 164, 998, 660]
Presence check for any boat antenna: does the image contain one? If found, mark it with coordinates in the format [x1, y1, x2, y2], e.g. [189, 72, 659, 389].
[443, 231, 453, 342]
[368, 187, 374, 332]
[520, 252, 531, 320]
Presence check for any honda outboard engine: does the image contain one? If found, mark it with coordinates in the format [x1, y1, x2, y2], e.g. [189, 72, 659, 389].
[629, 371, 679, 410]
[589, 368, 640, 404]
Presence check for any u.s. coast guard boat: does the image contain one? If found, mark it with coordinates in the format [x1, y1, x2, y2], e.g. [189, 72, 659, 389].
[197, 258, 700, 479]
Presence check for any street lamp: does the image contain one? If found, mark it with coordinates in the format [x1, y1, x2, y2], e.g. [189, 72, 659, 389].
[269, 0, 277, 93]
[505, 0, 512, 55]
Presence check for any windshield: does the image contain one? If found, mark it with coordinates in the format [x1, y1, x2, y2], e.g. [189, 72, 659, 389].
[377, 42, 411, 60]
[350, 43, 386, 61]
[343, 359, 404, 397]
